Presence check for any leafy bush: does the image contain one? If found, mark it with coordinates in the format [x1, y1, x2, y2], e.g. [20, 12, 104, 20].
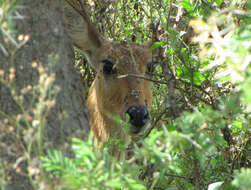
[42, 0, 250, 189]
[42, 135, 146, 190]
[1, 0, 250, 189]
[232, 168, 251, 190]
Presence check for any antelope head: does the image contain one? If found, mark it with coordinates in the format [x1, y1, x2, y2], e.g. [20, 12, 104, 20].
[64, 0, 154, 155]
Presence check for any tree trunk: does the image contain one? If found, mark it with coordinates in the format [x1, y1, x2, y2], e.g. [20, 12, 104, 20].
[0, 0, 89, 189]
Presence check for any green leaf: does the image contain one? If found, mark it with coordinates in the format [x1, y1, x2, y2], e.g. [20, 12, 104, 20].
[107, 181, 123, 188]
[215, 0, 223, 6]
[130, 183, 146, 190]
[150, 41, 167, 50]
[180, 0, 192, 11]
[208, 181, 224, 190]
[113, 116, 123, 125]
[166, 48, 174, 56]
[166, 125, 176, 132]
[148, 131, 163, 146]
[193, 72, 206, 85]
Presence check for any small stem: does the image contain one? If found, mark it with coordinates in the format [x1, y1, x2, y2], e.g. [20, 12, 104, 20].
[117, 74, 167, 84]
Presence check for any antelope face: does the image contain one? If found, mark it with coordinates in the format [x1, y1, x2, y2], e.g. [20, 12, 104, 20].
[95, 41, 153, 135]
[64, 0, 154, 143]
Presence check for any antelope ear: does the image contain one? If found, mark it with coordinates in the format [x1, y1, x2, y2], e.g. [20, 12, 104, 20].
[63, 0, 103, 70]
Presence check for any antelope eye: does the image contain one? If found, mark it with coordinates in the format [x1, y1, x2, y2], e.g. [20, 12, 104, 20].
[102, 59, 117, 75]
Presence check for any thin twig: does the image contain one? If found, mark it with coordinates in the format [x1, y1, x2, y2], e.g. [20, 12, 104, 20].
[117, 74, 167, 84]
[165, 172, 187, 179]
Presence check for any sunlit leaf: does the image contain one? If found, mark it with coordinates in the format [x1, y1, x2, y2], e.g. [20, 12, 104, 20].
[180, 0, 192, 11]
[208, 181, 224, 190]
[150, 41, 167, 50]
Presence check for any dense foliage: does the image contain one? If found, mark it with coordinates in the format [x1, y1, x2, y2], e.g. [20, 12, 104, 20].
[1, 0, 250, 189]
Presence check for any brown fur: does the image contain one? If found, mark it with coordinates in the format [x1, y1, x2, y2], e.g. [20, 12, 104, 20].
[64, 0, 153, 158]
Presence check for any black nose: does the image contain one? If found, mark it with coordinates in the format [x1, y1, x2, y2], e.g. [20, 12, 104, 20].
[126, 105, 149, 128]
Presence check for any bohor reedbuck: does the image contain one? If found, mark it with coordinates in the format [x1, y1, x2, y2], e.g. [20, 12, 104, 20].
[64, 0, 154, 159]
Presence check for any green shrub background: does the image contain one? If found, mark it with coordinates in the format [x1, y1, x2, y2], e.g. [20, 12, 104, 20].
[1, 0, 250, 189]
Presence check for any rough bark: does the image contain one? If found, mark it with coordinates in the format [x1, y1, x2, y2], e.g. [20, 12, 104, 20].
[0, 0, 89, 189]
